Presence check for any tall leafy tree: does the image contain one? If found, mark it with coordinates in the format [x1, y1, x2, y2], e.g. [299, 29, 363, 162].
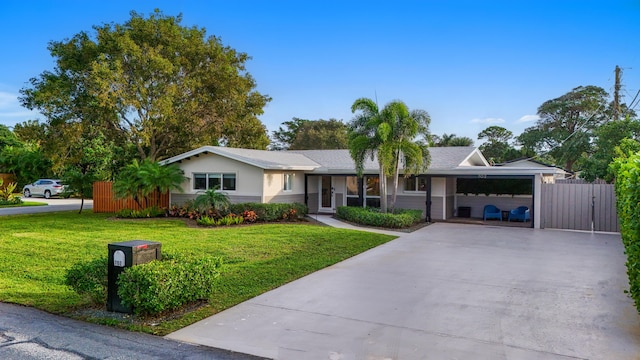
[477, 126, 518, 164]
[581, 116, 640, 182]
[517, 86, 609, 171]
[430, 133, 474, 147]
[272, 118, 309, 150]
[349, 98, 430, 212]
[12, 120, 47, 146]
[0, 125, 21, 149]
[290, 119, 348, 150]
[20, 10, 271, 161]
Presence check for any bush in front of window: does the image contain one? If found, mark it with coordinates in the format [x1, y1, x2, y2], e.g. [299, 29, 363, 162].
[335, 206, 423, 228]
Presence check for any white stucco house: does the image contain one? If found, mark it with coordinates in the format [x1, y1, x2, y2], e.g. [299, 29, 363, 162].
[160, 146, 567, 229]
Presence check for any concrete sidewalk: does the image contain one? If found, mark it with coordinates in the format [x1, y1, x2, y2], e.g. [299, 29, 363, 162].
[308, 214, 408, 236]
[167, 223, 640, 359]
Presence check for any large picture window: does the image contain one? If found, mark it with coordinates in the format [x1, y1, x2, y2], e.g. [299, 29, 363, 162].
[193, 173, 236, 191]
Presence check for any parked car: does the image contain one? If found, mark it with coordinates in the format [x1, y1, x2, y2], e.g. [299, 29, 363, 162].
[22, 179, 65, 199]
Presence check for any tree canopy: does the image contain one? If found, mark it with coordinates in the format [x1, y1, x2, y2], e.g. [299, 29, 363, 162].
[289, 119, 348, 150]
[581, 116, 640, 182]
[20, 10, 270, 162]
[477, 126, 522, 164]
[517, 86, 609, 171]
[272, 118, 348, 150]
[430, 133, 474, 147]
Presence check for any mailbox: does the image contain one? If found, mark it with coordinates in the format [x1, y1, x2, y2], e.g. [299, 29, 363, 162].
[107, 240, 162, 313]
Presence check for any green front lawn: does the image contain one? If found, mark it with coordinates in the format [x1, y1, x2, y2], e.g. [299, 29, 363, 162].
[0, 201, 47, 208]
[0, 212, 395, 334]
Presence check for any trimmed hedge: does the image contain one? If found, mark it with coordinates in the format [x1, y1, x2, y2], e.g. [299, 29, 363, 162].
[64, 257, 109, 304]
[335, 206, 423, 228]
[118, 253, 223, 315]
[612, 153, 640, 313]
[64, 253, 223, 315]
[227, 202, 308, 222]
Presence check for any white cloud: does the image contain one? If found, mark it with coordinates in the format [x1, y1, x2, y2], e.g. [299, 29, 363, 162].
[470, 117, 505, 124]
[517, 114, 540, 123]
[0, 91, 18, 108]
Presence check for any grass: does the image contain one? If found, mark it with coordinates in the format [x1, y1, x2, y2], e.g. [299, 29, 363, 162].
[0, 211, 395, 335]
[0, 201, 47, 208]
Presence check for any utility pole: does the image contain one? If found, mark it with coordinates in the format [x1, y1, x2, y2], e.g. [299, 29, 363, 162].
[613, 65, 622, 121]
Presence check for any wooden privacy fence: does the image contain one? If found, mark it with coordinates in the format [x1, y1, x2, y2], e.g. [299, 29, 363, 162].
[0, 173, 16, 189]
[540, 181, 619, 232]
[93, 181, 169, 213]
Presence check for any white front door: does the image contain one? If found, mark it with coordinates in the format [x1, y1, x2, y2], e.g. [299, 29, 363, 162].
[318, 176, 334, 212]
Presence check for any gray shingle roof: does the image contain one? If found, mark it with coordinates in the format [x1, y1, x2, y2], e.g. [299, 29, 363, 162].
[162, 146, 485, 173]
[161, 146, 320, 170]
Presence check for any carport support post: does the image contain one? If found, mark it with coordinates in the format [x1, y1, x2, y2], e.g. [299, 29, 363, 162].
[425, 176, 432, 222]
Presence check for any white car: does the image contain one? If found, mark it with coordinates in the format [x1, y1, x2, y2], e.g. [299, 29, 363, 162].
[22, 179, 66, 199]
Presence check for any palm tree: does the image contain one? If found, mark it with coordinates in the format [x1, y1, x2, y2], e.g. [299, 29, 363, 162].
[349, 98, 431, 212]
[194, 186, 231, 215]
[113, 159, 185, 209]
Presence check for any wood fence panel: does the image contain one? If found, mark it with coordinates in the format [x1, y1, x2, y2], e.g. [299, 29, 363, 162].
[92, 181, 169, 213]
[0, 173, 16, 189]
[541, 182, 619, 232]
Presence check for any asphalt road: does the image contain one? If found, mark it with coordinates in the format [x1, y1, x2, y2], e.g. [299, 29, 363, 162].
[0, 302, 265, 360]
[0, 198, 93, 216]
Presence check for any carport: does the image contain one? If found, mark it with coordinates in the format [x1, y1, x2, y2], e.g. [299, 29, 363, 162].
[421, 165, 566, 229]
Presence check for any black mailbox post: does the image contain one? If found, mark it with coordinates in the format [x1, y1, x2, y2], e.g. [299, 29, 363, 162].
[107, 240, 162, 313]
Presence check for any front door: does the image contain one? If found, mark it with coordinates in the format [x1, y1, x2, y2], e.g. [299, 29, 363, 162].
[318, 176, 334, 212]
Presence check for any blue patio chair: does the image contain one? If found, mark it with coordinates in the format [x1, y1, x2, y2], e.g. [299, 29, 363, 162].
[483, 205, 502, 221]
[508, 206, 530, 222]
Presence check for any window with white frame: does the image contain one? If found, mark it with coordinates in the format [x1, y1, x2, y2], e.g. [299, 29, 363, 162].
[284, 173, 293, 191]
[193, 173, 236, 191]
[405, 175, 427, 191]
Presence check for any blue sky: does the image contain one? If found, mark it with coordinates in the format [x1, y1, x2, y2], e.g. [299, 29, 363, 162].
[1, 1, 639, 145]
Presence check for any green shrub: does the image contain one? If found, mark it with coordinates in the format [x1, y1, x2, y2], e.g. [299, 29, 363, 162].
[612, 153, 640, 312]
[0, 179, 21, 205]
[116, 206, 165, 218]
[197, 214, 244, 227]
[335, 206, 423, 228]
[228, 202, 308, 222]
[64, 257, 108, 304]
[117, 253, 223, 315]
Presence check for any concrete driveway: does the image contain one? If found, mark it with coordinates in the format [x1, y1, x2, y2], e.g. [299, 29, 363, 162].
[167, 223, 640, 360]
[0, 198, 92, 215]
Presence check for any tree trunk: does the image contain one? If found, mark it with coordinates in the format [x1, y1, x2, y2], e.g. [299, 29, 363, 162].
[78, 197, 84, 214]
[378, 164, 388, 213]
[390, 149, 402, 212]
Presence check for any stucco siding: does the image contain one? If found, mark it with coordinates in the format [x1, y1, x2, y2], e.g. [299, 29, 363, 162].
[170, 193, 262, 206]
[176, 153, 264, 197]
[263, 170, 306, 198]
[335, 193, 344, 207]
[263, 193, 305, 204]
